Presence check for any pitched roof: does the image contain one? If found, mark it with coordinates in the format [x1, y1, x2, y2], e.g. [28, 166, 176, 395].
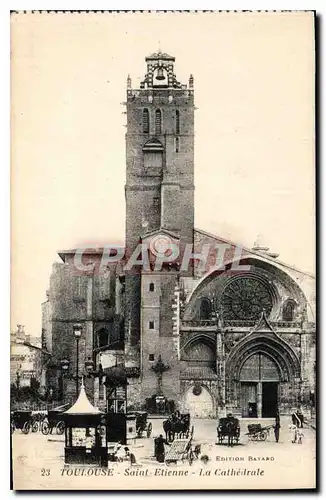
[64, 381, 103, 415]
[146, 51, 175, 61]
[195, 228, 315, 279]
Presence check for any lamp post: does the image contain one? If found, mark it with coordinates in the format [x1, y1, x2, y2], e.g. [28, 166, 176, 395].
[60, 358, 70, 400]
[73, 324, 82, 398]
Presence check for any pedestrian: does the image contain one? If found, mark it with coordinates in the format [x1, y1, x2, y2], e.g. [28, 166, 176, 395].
[297, 408, 304, 428]
[154, 434, 169, 463]
[297, 427, 304, 444]
[290, 424, 298, 443]
[274, 412, 281, 443]
[292, 408, 302, 428]
[124, 446, 137, 465]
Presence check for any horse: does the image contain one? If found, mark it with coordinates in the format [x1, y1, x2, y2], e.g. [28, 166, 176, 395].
[225, 418, 239, 447]
[163, 413, 190, 442]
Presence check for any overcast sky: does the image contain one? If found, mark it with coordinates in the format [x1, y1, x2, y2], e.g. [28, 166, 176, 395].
[11, 11, 315, 335]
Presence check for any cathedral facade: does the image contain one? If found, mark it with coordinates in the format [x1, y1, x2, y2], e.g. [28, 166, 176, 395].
[42, 51, 316, 418]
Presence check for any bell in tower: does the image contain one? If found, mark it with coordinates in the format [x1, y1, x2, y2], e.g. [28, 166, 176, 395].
[139, 50, 182, 89]
[156, 67, 165, 80]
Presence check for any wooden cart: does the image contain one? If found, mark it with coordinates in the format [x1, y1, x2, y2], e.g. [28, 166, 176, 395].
[245, 423, 273, 441]
[134, 412, 153, 438]
[41, 409, 65, 435]
[165, 437, 194, 466]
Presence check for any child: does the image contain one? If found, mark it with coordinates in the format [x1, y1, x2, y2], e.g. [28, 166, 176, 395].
[289, 423, 298, 443]
[297, 427, 304, 444]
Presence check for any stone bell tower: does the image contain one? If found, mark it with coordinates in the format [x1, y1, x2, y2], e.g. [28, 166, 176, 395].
[124, 51, 195, 381]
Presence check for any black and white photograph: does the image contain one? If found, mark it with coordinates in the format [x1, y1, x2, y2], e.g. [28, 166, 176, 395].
[10, 10, 316, 490]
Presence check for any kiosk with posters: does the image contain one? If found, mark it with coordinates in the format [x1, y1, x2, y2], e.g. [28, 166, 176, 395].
[62, 380, 107, 466]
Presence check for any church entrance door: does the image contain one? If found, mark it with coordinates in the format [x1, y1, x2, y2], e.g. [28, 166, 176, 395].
[262, 382, 278, 417]
[240, 382, 258, 418]
[239, 353, 280, 418]
[183, 385, 214, 418]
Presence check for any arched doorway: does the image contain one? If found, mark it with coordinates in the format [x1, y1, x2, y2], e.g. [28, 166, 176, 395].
[183, 385, 214, 418]
[240, 353, 280, 418]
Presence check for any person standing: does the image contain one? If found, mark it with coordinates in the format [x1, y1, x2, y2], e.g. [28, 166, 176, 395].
[154, 434, 169, 463]
[274, 412, 281, 443]
[297, 426, 304, 444]
[292, 409, 301, 428]
[297, 408, 304, 428]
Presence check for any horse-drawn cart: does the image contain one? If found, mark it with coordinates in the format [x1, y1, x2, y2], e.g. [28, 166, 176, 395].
[41, 408, 65, 435]
[165, 437, 194, 466]
[11, 410, 37, 434]
[135, 411, 152, 438]
[163, 413, 194, 443]
[217, 416, 240, 446]
[245, 423, 273, 441]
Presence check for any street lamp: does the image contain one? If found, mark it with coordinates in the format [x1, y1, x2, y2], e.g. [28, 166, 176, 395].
[60, 359, 70, 373]
[60, 359, 70, 400]
[73, 324, 82, 397]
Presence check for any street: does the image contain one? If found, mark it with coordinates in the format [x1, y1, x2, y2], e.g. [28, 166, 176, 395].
[12, 416, 316, 490]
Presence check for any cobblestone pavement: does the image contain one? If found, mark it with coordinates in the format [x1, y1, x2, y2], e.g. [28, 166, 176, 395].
[11, 416, 316, 490]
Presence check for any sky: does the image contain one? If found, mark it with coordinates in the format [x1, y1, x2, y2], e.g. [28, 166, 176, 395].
[11, 11, 315, 336]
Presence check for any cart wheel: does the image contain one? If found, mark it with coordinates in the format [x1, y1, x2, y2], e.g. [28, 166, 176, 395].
[259, 431, 268, 441]
[147, 422, 152, 438]
[41, 420, 50, 435]
[22, 421, 31, 434]
[56, 421, 65, 435]
[32, 421, 39, 433]
[252, 434, 258, 441]
[188, 449, 194, 466]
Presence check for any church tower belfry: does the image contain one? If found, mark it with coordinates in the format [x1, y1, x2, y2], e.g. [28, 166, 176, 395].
[125, 50, 195, 259]
[124, 51, 195, 376]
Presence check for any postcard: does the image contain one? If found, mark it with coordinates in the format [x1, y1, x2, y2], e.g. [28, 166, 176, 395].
[10, 10, 316, 490]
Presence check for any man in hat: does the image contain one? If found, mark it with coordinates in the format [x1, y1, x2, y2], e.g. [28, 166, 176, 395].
[154, 434, 169, 463]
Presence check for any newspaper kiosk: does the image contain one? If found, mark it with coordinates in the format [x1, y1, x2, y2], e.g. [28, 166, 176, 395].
[62, 381, 107, 466]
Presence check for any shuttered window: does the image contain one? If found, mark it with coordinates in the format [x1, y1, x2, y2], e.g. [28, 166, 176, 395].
[143, 109, 149, 133]
[175, 110, 180, 134]
[175, 137, 179, 153]
[155, 109, 162, 135]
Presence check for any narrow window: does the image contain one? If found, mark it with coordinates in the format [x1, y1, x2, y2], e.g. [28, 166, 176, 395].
[149, 321, 154, 330]
[149, 354, 155, 361]
[98, 329, 109, 347]
[155, 109, 162, 135]
[149, 283, 155, 292]
[175, 110, 180, 134]
[143, 109, 149, 134]
[175, 137, 179, 153]
[283, 300, 295, 321]
[199, 298, 212, 320]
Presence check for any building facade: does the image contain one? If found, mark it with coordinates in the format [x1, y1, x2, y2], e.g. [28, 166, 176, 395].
[42, 51, 316, 418]
[10, 325, 47, 389]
